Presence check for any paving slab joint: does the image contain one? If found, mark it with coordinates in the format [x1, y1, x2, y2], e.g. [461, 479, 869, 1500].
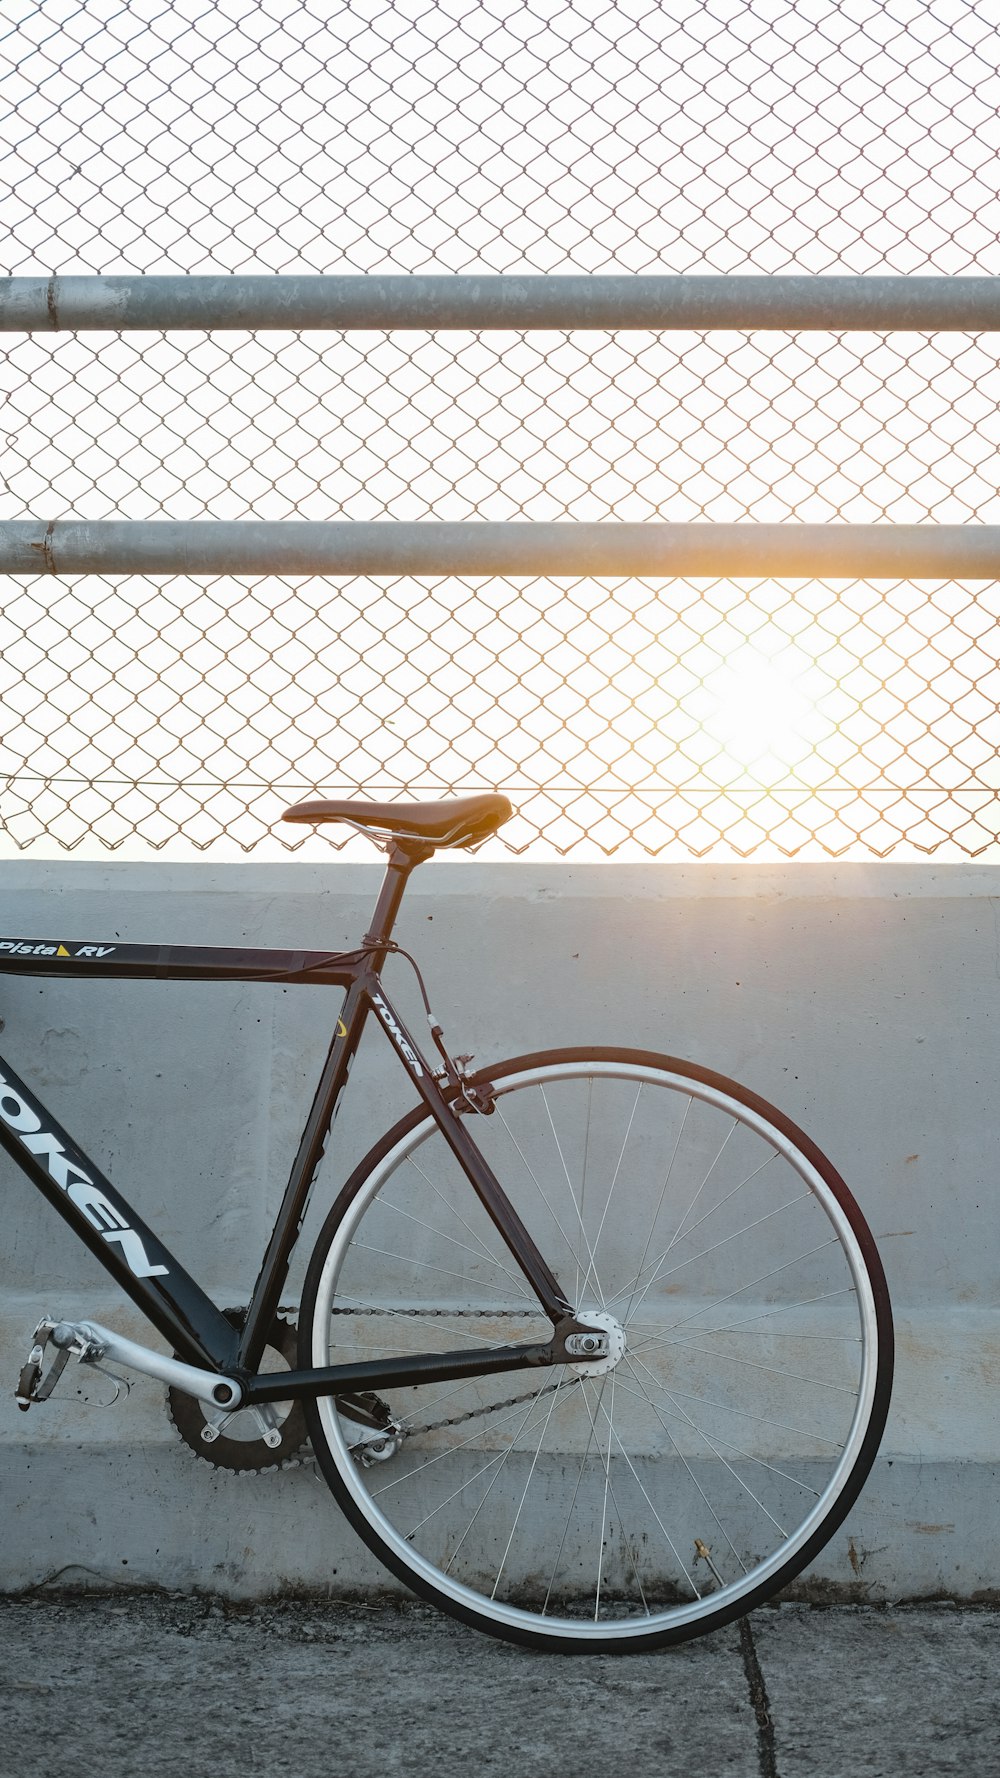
[738, 1615, 779, 1778]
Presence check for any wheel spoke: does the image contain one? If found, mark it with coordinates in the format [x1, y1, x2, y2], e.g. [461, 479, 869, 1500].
[372, 1377, 574, 1505]
[622, 1235, 845, 1342]
[490, 1379, 568, 1600]
[594, 1373, 615, 1618]
[628, 1352, 790, 1538]
[621, 1093, 691, 1323]
[614, 1192, 817, 1324]
[536, 1084, 607, 1307]
[373, 1204, 533, 1295]
[401, 1160, 534, 1300]
[350, 1238, 529, 1300]
[614, 1362, 823, 1498]
[579, 1371, 695, 1605]
[612, 1366, 847, 1449]
[626, 1331, 861, 1396]
[573, 1075, 595, 1303]
[619, 1358, 749, 1581]
[542, 1376, 606, 1614]
[586, 1082, 644, 1290]
[403, 1383, 553, 1550]
[493, 1093, 596, 1292]
[664, 1148, 781, 1249]
[659, 1117, 740, 1264]
[304, 1053, 889, 1649]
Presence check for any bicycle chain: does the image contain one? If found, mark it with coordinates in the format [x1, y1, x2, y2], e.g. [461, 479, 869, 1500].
[399, 1373, 578, 1438]
[330, 1307, 576, 1439]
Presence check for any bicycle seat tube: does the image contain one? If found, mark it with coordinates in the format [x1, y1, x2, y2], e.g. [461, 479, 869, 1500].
[238, 838, 572, 1371]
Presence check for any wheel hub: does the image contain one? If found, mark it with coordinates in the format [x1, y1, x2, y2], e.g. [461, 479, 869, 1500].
[563, 1308, 626, 1376]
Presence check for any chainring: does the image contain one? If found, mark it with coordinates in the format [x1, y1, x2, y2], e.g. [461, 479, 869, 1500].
[166, 1310, 310, 1474]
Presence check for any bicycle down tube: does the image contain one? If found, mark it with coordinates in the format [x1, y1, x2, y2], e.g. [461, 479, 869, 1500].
[0, 929, 575, 1402]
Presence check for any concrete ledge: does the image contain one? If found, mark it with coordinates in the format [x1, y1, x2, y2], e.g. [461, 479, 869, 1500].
[2, 860, 998, 1594]
[3, 1442, 997, 1604]
[3, 1294, 995, 1598]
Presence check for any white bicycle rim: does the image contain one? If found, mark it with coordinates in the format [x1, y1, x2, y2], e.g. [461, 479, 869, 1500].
[306, 1056, 887, 1647]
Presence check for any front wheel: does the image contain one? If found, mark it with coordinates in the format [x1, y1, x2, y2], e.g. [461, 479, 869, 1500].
[300, 1049, 892, 1652]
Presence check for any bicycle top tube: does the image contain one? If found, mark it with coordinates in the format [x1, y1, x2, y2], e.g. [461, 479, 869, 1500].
[0, 792, 514, 982]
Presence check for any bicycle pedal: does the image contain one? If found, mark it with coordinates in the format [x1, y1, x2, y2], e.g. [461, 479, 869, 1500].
[81, 1360, 131, 1405]
[15, 1316, 70, 1410]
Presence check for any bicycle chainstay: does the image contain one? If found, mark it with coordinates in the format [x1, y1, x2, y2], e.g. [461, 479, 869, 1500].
[331, 1306, 582, 1439]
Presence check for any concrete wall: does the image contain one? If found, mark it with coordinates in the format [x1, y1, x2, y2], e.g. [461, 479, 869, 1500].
[2, 858, 997, 1599]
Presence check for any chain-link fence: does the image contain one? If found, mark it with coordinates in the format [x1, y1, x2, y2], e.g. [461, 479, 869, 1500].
[3, 0, 1000, 858]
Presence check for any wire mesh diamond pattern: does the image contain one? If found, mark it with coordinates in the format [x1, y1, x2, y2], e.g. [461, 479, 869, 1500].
[3, 0, 1000, 858]
[4, 569, 1000, 859]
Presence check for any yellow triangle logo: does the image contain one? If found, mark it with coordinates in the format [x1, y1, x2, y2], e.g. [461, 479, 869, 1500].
[57, 945, 71, 957]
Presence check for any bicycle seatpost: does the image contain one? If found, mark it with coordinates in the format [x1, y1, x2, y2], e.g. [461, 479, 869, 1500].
[362, 840, 432, 965]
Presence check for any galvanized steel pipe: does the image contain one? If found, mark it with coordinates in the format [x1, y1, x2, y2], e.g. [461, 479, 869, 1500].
[2, 275, 1000, 333]
[3, 520, 999, 579]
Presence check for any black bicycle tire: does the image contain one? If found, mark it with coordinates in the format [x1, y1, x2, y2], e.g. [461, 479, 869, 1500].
[300, 1046, 893, 1653]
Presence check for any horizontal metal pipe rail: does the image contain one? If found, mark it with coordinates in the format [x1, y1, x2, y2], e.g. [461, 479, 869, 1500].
[4, 520, 1000, 579]
[3, 275, 1000, 333]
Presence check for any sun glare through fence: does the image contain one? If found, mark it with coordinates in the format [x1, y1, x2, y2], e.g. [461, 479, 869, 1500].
[3, 0, 1000, 859]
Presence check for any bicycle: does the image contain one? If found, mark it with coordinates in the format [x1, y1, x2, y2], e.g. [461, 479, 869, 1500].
[0, 791, 893, 1652]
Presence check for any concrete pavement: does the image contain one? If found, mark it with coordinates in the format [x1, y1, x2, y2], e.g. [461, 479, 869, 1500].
[1, 1595, 996, 1777]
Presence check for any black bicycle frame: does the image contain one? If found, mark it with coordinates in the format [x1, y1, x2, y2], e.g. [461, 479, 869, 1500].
[0, 844, 576, 1403]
